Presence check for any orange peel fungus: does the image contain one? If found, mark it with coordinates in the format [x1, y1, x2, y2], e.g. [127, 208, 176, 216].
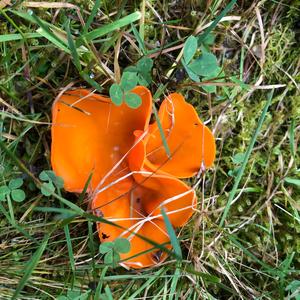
[51, 86, 216, 269]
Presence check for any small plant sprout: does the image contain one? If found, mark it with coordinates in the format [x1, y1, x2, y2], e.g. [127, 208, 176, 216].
[182, 35, 221, 93]
[39, 170, 64, 196]
[109, 57, 153, 108]
[0, 178, 26, 224]
[99, 238, 131, 268]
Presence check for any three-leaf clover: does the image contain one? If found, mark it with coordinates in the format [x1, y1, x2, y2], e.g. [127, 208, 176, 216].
[0, 178, 26, 202]
[99, 238, 131, 267]
[39, 170, 64, 196]
[182, 35, 220, 93]
[109, 57, 153, 108]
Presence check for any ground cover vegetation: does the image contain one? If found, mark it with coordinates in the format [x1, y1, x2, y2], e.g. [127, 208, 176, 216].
[0, 0, 299, 299]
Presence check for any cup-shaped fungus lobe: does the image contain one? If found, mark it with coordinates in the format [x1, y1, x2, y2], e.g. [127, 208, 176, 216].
[51, 87, 216, 269]
[92, 166, 195, 267]
[128, 130, 197, 228]
[146, 93, 216, 178]
[92, 180, 171, 268]
[51, 87, 152, 192]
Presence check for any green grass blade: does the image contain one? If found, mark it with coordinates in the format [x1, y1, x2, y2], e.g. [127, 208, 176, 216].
[169, 267, 181, 300]
[12, 234, 50, 300]
[95, 266, 109, 300]
[80, 11, 141, 43]
[289, 118, 296, 158]
[88, 220, 96, 273]
[198, 0, 237, 44]
[78, 172, 94, 204]
[104, 285, 114, 300]
[7, 194, 16, 225]
[34, 206, 77, 215]
[64, 223, 76, 275]
[0, 32, 41, 42]
[80, 71, 103, 92]
[152, 104, 171, 158]
[185, 268, 221, 283]
[161, 207, 182, 260]
[31, 13, 70, 53]
[219, 90, 274, 227]
[227, 234, 273, 271]
[131, 23, 146, 55]
[83, 0, 102, 33]
[66, 20, 81, 71]
[36, 28, 70, 53]
[0, 203, 36, 243]
[127, 268, 165, 300]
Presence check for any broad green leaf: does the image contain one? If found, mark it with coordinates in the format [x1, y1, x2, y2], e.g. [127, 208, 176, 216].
[67, 289, 81, 299]
[39, 171, 64, 188]
[104, 251, 120, 266]
[137, 74, 150, 87]
[114, 238, 130, 253]
[41, 182, 55, 196]
[124, 93, 142, 109]
[109, 83, 123, 106]
[53, 176, 64, 189]
[284, 177, 300, 187]
[188, 52, 218, 77]
[183, 35, 198, 64]
[182, 61, 200, 82]
[56, 296, 68, 300]
[8, 178, 23, 190]
[39, 170, 50, 181]
[99, 242, 114, 254]
[137, 57, 153, 73]
[201, 33, 215, 45]
[201, 67, 223, 93]
[41, 170, 55, 182]
[202, 84, 216, 94]
[11, 189, 26, 202]
[120, 72, 138, 92]
[0, 186, 10, 201]
[124, 66, 138, 73]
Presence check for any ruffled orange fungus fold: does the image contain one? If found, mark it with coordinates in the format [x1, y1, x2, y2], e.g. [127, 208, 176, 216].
[51, 86, 216, 269]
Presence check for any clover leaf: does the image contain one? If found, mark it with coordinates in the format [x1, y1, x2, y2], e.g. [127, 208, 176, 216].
[39, 170, 64, 196]
[182, 34, 221, 94]
[0, 178, 26, 202]
[109, 57, 154, 108]
[99, 238, 131, 268]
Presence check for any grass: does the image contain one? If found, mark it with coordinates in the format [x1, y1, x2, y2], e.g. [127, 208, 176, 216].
[0, 0, 300, 299]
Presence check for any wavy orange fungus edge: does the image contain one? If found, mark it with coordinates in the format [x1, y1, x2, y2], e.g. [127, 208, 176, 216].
[51, 86, 216, 269]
